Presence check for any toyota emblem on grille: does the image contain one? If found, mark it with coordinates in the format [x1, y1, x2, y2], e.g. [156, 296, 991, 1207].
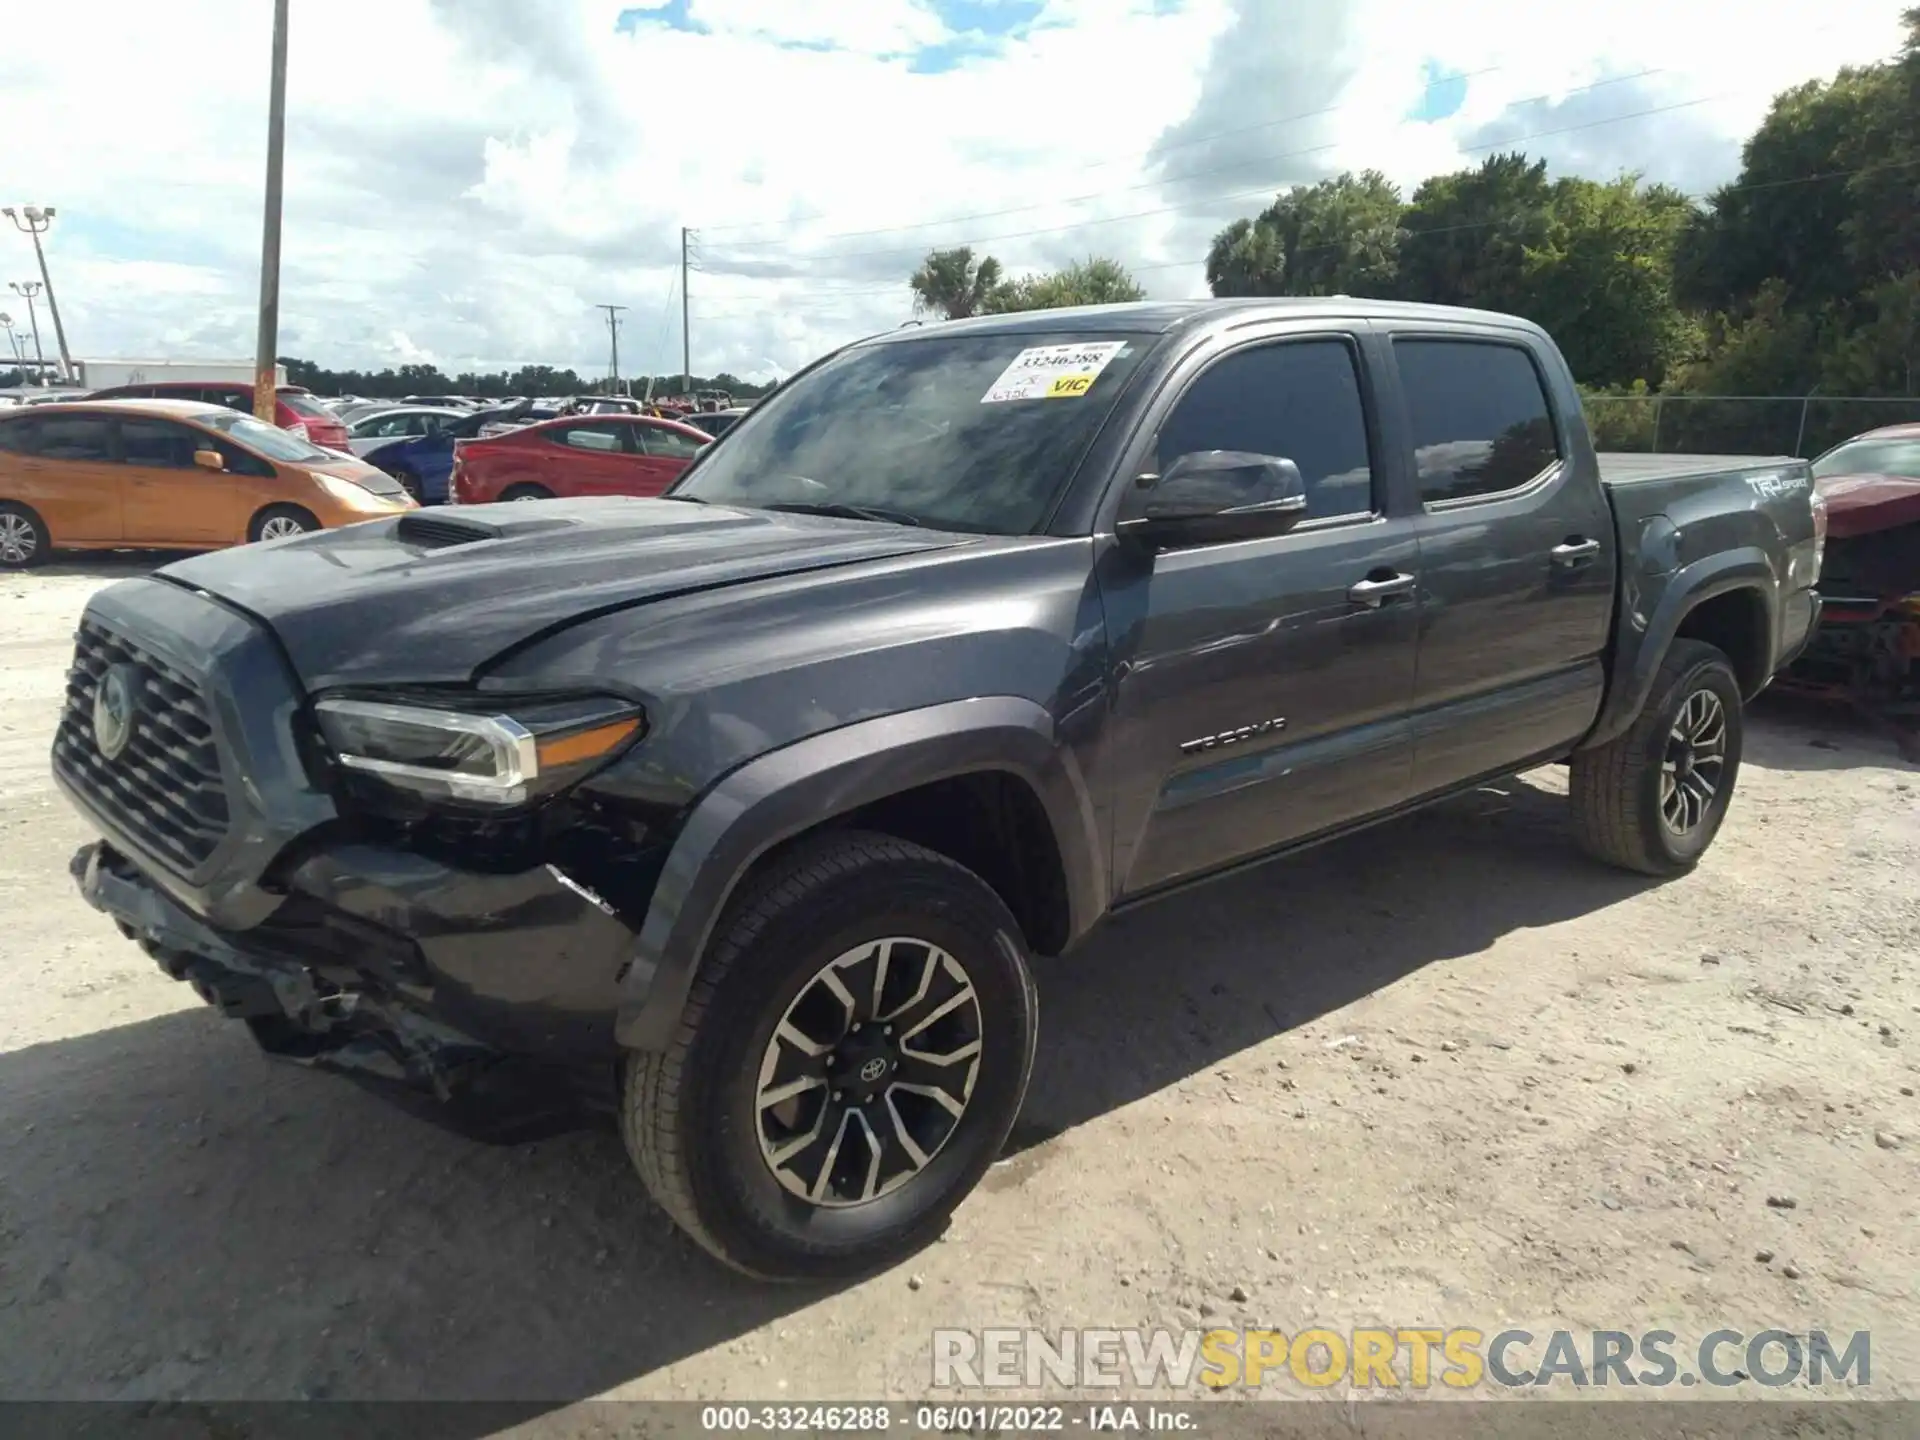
[93, 664, 140, 761]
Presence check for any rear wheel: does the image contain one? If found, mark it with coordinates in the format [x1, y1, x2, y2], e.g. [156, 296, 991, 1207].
[248, 504, 320, 544]
[1570, 639, 1745, 876]
[623, 830, 1038, 1281]
[500, 483, 552, 502]
[0, 502, 49, 568]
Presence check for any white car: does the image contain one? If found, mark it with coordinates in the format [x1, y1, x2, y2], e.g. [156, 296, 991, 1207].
[343, 405, 466, 456]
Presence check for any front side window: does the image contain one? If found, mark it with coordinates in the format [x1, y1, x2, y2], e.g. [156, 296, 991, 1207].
[636, 423, 704, 460]
[116, 418, 202, 468]
[1395, 339, 1561, 504]
[1156, 338, 1376, 521]
[674, 330, 1150, 533]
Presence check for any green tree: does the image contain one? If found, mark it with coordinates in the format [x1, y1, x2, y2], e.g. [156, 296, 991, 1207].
[1395, 153, 1556, 312]
[909, 246, 1005, 319]
[1206, 171, 1405, 297]
[985, 256, 1147, 312]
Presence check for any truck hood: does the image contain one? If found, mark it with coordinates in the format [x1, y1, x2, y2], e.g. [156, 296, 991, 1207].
[157, 497, 972, 690]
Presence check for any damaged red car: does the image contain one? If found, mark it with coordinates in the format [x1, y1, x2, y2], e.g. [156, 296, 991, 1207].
[1789, 424, 1920, 754]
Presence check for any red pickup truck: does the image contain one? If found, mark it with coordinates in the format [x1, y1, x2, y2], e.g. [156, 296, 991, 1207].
[449, 414, 710, 504]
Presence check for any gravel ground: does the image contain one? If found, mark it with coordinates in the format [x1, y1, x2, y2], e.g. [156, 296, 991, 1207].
[1, 558, 1916, 1422]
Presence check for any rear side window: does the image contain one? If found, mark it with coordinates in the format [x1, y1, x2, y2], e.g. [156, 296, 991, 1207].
[0, 417, 37, 454]
[1395, 339, 1561, 504]
[553, 424, 622, 453]
[28, 415, 113, 462]
[1156, 338, 1376, 520]
[278, 390, 332, 419]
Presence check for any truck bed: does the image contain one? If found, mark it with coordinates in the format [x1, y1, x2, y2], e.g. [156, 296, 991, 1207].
[1596, 452, 1797, 486]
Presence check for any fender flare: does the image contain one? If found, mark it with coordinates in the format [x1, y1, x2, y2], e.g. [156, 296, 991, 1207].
[614, 696, 1104, 1051]
[1581, 546, 1777, 749]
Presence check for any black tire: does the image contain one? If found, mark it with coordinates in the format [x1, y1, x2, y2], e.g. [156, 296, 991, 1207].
[499, 483, 552, 502]
[387, 465, 423, 503]
[247, 504, 320, 544]
[1569, 639, 1745, 876]
[623, 829, 1038, 1281]
[0, 500, 50, 569]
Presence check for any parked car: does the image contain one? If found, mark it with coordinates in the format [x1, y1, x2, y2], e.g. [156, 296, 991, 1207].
[85, 381, 352, 452]
[681, 405, 747, 439]
[448, 414, 709, 503]
[55, 300, 1822, 1280]
[0, 398, 413, 567]
[361, 400, 562, 502]
[344, 406, 466, 458]
[1782, 424, 1920, 751]
[401, 394, 477, 410]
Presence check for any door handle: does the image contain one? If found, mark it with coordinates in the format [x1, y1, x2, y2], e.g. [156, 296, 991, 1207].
[1551, 538, 1602, 567]
[1347, 571, 1416, 608]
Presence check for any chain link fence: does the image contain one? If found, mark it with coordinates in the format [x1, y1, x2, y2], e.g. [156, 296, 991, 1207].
[1581, 394, 1920, 459]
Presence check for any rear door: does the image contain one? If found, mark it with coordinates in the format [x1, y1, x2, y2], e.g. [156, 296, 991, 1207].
[629, 420, 704, 493]
[547, 420, 633, 495]
[114, 416, 240, 544]
[1381, 330, 1617, 795]
[0, 413, 123, 542]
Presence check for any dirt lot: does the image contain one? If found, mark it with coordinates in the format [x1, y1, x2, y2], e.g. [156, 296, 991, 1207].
[2, 558, 1917, 1419]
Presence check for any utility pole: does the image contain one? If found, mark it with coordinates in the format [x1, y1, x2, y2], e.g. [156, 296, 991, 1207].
[252, 0, 291, 423]
[8, 282, 44, 375]
[595, 303, 626, 392]
[0, 312, 20, 366]
[681, 226, 692, 398]
[3, 208, 72, 380]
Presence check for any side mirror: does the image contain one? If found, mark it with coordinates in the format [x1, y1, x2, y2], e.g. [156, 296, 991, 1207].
[1117, 450, 1309, 549]
[193, 449, 225, 471]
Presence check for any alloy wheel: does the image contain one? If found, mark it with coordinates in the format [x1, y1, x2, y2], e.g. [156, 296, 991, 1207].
[257, 515, 309, 541]
[754, 937, 983, 1207]
[1661, 688, 1727, 835]
[0, 513, 36, 564]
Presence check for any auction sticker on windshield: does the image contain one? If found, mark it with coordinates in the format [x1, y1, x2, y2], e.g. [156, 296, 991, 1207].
[981, 342, 1127, 404]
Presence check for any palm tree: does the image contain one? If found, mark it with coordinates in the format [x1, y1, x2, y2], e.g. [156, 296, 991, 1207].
[909, 247, 1004, 320]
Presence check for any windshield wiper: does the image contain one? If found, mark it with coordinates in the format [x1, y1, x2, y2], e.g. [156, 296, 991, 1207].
[763, 501, 922, 527]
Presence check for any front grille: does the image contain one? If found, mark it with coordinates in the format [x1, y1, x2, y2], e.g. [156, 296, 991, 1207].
[53, 620, 231, 871]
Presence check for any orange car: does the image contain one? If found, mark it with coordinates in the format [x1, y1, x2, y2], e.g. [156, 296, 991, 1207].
[0, 398, 415, 569]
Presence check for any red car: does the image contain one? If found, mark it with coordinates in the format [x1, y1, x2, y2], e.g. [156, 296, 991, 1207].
[448, 414, 710, 504]
[84, 381, 351, 451]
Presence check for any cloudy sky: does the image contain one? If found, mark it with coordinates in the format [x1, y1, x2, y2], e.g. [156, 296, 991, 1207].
[0, 0, 1905, 383]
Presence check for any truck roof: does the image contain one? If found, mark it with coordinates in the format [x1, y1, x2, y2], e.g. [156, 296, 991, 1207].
[861, 297, 1551, 345]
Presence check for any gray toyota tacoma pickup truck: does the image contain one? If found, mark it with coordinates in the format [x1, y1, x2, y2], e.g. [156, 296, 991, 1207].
[56, 300, 1825, 1280]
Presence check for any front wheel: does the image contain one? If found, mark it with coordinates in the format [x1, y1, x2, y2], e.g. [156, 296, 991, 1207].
[623, 830, 1037, 1280]
[1569, 639, 1745, 876]
[499, 484, 552, 502]
[248, 504, 320, 544]
[0, 501, 50, 568]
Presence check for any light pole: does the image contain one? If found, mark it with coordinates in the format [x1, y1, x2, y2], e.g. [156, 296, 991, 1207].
[3, 208, 72, 380]
[252, 0, 291, 423]
[0, 312, 20, 368]
[8, 281, 45, 377]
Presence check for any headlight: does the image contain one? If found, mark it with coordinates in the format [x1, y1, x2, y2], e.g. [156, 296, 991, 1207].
[313, 694, 644, 805]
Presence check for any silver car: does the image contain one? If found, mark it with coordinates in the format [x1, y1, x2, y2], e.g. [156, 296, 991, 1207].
[343, 405, 466, 456]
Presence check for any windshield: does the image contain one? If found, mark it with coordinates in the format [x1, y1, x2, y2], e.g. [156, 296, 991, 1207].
[196, 408, 338, 463]
[1811, 437, 1920, 479]
[672, 331, 1149, 533]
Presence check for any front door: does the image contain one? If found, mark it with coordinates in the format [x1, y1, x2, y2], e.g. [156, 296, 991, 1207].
[629, 420, 704, 494]
[115, 416, 238, 544]
[550, 421, 634, 496]
[1382, 333, 1618, 795]
[1099, 330, 1422, 899]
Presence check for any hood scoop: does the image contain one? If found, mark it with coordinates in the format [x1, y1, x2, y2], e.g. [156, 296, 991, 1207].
[397, 509, 577, 548]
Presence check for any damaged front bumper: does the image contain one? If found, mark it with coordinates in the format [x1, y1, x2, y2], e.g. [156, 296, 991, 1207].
[72, 839, 637, 1140]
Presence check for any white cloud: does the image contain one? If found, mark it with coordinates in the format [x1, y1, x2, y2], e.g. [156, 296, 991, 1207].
[0, 0, 1905, 383]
